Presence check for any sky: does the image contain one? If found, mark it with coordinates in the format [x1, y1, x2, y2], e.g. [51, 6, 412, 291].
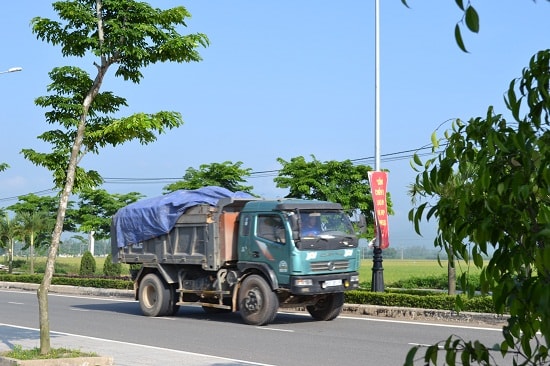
[0, 1, 549, 249]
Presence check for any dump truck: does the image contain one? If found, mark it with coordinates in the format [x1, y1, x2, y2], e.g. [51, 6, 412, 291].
[111, 186, 360, 326]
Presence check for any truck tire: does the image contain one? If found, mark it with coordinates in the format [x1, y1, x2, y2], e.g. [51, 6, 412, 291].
[238, 274, 279, 326]
[306, 293, 345, 321]
[139, 273, 171, 317]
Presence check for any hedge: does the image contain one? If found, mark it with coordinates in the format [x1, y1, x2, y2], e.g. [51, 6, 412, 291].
[0, 274, 496, 313]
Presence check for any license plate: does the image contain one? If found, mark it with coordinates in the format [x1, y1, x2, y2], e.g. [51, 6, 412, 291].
[324, 279, 342, 287]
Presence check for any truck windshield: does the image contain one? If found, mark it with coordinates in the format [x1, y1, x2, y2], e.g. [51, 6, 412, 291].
[294, 210, 357, 250]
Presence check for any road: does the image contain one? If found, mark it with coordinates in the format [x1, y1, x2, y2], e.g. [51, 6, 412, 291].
[0, 289, 514, 365]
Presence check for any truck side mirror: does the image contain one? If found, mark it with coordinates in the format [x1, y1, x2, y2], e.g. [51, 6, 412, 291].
[288, 213, 301, 240]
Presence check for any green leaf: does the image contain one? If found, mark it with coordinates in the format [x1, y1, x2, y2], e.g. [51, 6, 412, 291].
[454, 24, 468, 53]
[465, 6, 480, 33]
[413, 153, 422, 166]
[431, 131, 439, 149]
[404, 346, 418, 366]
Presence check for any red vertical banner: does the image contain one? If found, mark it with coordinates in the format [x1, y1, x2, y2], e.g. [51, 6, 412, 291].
[368, 171, 390, 249]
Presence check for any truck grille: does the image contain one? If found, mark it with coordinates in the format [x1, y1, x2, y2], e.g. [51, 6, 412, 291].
[310, 260, 349, 272]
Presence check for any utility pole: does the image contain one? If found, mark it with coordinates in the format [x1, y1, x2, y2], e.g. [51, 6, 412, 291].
[371, 0, 385, 292]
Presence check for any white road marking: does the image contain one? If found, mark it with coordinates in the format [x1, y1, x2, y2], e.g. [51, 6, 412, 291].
[257, 327, 294, 332]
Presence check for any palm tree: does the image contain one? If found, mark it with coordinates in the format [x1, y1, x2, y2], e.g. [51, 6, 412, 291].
[15, 212, 51, 274]
[0, 214, 20, 273]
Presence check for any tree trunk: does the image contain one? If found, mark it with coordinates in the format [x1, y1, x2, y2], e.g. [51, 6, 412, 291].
[30, 233, 35, 274]
[448, 251, 456, 296]
[8, 241, 13, 274]
[38, 130, 83, 354]
[37, 2, 108, 354]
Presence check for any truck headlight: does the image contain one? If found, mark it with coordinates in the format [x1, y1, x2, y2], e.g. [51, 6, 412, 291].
[351, 275, 359, 282]
[295, 279, 313, 286]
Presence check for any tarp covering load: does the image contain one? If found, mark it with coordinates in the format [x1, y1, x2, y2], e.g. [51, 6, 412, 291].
[112, 186, 253, 248]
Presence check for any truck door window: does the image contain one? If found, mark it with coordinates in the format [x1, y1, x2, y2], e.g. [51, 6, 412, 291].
[257, 215, 286, 244]
[241, 214, 251, 236]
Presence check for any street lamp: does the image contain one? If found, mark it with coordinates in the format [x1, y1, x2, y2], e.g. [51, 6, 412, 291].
[0, 67, 23, 75]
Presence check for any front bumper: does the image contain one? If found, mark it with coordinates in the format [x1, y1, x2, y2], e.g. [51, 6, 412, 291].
[289, 272, 359, 294]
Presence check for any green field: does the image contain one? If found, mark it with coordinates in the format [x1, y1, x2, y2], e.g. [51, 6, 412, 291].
[359, 259, 483, 286]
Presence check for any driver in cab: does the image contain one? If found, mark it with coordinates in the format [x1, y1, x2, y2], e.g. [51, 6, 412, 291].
[301, 213, 321, 237]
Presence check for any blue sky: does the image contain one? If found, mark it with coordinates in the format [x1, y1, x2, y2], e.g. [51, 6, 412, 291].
[1, 1, 548, 248]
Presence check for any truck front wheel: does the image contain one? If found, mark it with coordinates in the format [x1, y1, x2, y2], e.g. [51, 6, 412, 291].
[139, 273, 171, 317]
[306, 293, 345, 321]
[238, 275, 279, 326]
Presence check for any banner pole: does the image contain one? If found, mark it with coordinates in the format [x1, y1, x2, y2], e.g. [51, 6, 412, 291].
[371, 0, 385, 292]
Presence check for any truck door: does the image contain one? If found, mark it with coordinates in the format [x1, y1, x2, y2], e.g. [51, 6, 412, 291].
[240, 213, 290, 285]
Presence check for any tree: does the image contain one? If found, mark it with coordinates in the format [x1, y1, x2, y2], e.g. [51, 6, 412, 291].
[274, 155, 391, 233]
[8, 194, 74, 254]
[14, 211, 53, 274]
[407, 50, 550, 365]
[0, 214, 20, 274]
[163, 161, 254, 194]
[409, 162, 478, 295]
[25, 0, 208, 354]
[74, 189, 143, 240]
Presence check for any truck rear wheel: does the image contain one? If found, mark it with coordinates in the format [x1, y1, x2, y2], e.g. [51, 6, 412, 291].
[306, 293, 345, 321]
[139, 273, 171, 317]
[238, 274, 279, 326]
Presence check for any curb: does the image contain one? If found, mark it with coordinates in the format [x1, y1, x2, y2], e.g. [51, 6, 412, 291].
[0, 356, 114, 366]
[0, 282, 134, 299]
[341, 303, 508, 326]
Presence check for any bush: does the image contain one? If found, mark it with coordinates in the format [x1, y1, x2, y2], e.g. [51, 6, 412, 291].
[79, 251, 96, 276]
[102, 254, 121, 277]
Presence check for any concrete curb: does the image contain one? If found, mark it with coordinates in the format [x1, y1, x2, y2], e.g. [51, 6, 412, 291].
[0, 282, 134, 299]
[0, 282, 508, 327]
[342, 303, 508, 326]
[0, 355, 114, 366]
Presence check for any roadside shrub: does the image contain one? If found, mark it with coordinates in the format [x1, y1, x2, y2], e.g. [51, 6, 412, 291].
[102, 254, 121, 277]
[128, 263, 141, 280]
[79, 251, 96, 276]
[392, 274, 449, 289]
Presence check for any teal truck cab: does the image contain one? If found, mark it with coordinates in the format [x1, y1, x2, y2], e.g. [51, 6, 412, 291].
[111, 186, 360, 326]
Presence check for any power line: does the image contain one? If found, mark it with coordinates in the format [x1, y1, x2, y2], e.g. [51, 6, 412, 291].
[0, 145, 441, 203]
[0, 188, 57, 204]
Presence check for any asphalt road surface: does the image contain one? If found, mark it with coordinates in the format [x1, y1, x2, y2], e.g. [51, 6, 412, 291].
[0, 289, 515, 365]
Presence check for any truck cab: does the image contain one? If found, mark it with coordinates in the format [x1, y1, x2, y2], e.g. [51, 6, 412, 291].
[234, 199, 360, 324]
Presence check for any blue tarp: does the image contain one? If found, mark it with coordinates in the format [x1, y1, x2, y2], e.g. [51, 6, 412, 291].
[112, 186, 253, 248]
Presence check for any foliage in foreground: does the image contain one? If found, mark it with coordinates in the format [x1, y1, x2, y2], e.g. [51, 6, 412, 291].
[409, 50, 550, 365]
